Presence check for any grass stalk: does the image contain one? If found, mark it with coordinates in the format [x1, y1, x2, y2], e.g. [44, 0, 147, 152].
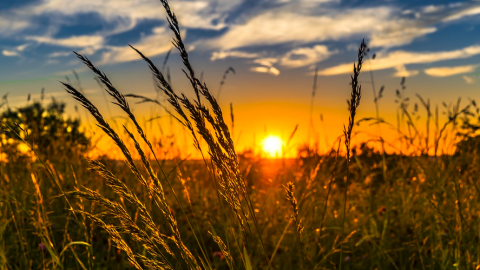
[339, 39, 367, 269]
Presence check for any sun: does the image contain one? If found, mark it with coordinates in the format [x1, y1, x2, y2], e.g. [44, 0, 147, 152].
[262, 135, 284, 158]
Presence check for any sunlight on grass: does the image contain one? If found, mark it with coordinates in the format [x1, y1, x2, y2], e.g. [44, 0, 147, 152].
[3, 0, 480, 269]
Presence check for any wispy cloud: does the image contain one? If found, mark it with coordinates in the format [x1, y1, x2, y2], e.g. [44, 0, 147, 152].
[280, 45, 335, 68]
[319, 45, 480, 76]
[250, 66, 280, 76]
[208, 7, 399, 50]
[26, 0, 242, 30]
[2, 50, 19, 57]
[369, 24, 436, 48]
[49, 51, 73, 58]
[2, 0, 480, 78]
[394, 65, 419, 77]
[26, 35, 104, 48]
[210, 50, 260, 61]
[212, 45, 335, 69]
[209, 2, 480, 51]
[424, 65, 477, 77]
[99, 27, 172, 64]
[463, 75, 474, 84]
[1, 43, 31, 58]
[253, 58, 278, 67]
[443, 5, 480, 22]
[0, 16, 29, 36]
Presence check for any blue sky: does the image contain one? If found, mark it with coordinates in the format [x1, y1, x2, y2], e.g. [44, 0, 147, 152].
[1, 0, 480, 154]
[2, 0, 480, 78]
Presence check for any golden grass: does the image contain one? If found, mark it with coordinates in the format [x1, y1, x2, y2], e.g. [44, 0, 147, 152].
[3, 1, 480, 270]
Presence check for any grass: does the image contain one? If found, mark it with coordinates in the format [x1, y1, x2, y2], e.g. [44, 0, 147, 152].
[2, 0, 480, 269]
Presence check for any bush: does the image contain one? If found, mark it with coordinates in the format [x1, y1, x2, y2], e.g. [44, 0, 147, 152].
[0, 100, 90, 162]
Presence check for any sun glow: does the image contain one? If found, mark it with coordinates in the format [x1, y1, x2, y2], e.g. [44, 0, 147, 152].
[262, 135, 284, 158]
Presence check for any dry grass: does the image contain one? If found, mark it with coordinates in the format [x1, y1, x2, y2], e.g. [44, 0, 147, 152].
[3, 1, 480, 270]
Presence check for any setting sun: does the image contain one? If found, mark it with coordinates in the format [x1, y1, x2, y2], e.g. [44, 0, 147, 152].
[262, 135, 284, 158]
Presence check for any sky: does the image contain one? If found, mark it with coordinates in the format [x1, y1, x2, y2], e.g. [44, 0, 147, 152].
[1, 0, 480, 157]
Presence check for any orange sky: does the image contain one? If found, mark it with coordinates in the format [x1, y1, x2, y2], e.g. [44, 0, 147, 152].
[2, 0, 480, 159]
[83, 90, 464, 160]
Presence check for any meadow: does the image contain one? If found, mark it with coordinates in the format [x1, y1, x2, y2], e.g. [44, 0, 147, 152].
[2, 0, 480, 269]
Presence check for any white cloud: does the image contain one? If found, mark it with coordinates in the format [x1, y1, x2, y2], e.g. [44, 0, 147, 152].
[463, 75, 474, 84]
[208, 4, 471, 51]
[280, 45, 335, 68]
[26, 0, 241, 31]
[253, 58, 278, 67]
[0, 0, 243, 60]
[49, 51, 73, 58]
[2, 50, 19, 57]
[424, 65, 477, 77]
[443, 6, 480, 22]
[250, 57, 280, 75]
[2, 0, 480, 75]
[319, 45, 480, 76]
[99, 27, 172, 64]
[208, 7, 397, 50]
[370, 24, 436, 48]
[250, 66, 280, 76]
[1, 43, 31, 57]
[210, 50, 260, 61]
[206, 2, 480, 54]
[16, 43, 29, 51]
[26, 35, 104, 48]
[394, 65, 419, 77]
[213, 46, 335, 72]
[0, 17, 29, 36]
[422, 5, 445, 14]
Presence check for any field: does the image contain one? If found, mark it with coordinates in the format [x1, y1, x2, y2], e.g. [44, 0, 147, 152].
[2, 0, 480, 270]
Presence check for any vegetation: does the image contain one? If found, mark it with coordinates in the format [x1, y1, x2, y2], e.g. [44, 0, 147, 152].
[2, 0, 480, 269]
[1, 100, 89, 162]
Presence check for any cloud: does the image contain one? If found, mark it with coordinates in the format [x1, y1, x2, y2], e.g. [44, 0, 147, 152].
[212, 45, 336, 71]
[210, 50, 260, 61]
[394, 65, 419, 77]
[26, 35, 104, 48]
[26, 0, 242, 31]
[319, 45, 480, 76]
[49, 51, 73, 58]
[424, 65, 477, 77]
[208, 3, 478, 51]
[208, 7, 397, 50]
[206, 1, 480, 55]
[1, 0, 243, 61]
[369, 24, 436, 48]
[253, 58, 278, 67]
[250, 57, 280, 75]
[250, 66, 280, 76]
[422, 5, 445, 14]
[443, 5, 480, 22]
[2, 50, 19, 57]
[2, 0, 480, 77]
[16, 43, 29, 51]
[280, 45, 335, 68]
[0, 17, 29, 36]
[463, 75, 474, 84]
[99, 27, 172, 64]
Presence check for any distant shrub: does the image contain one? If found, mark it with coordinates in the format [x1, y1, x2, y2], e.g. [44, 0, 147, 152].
[0, 100, 90, 161]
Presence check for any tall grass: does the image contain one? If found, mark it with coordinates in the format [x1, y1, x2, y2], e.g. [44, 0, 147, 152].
[3, 0, 480, 269]
[339, 39, 367, 269]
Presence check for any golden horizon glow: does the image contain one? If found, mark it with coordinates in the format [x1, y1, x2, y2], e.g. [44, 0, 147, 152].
[262, 135, 284, 158]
